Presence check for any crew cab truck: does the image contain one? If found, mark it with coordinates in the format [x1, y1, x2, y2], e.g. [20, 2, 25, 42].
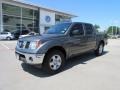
[15, 22, 108, 74]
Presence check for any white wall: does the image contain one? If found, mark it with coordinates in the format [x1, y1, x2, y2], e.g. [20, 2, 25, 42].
[39, 9, 55, 34]
[39, 26, 45, 34]
[40, 9, 55, 26]
[0, 0, 2, 32]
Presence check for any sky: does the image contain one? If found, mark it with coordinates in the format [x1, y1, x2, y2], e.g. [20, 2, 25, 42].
[24, 0, 120, 30]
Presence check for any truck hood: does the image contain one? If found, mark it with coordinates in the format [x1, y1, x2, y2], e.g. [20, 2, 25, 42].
[19, 34, 66, 42]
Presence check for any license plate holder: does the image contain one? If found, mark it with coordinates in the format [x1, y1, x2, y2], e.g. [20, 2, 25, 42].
[19, 56, 26, 62]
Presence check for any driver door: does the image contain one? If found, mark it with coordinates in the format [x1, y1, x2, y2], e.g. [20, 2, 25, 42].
[68, 23, 87, 56]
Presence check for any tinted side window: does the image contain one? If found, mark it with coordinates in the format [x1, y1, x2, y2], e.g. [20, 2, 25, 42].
[71, 23, 84, 35]
[1, 32, 8, 34]
[85, 24, 93, 35]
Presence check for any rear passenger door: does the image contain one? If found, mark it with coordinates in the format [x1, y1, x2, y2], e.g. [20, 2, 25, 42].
[84, 24, 96, 50]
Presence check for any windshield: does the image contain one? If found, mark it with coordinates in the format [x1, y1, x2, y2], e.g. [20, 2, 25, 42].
[45, 23, 71, 34]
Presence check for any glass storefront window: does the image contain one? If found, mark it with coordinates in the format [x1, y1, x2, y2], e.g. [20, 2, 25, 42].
[2, 4, 21, 16]
[3, 15, 21, 26]
[22, 8, 33, 19]
[3, 26, 20, 32]
[34, 10, 39, 19]
[32, 27, 39, 33]
[2, 3, 39, 34]
[22, 18, 34, 31]
[33, 20, 39, 27]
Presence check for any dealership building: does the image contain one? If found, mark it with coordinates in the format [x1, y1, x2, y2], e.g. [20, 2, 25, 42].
[0, 0, 76, 34]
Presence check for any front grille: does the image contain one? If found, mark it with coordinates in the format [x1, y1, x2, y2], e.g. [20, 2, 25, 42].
[19, 41, 30, 49]
[25, 42, 30, 49]
[19, 41, 24, 48]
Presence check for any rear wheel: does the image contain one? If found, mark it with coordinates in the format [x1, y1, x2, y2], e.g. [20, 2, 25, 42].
[6, 37, 11, 40]
[95, 43, 104, 56]
[43, 50, 65, 74]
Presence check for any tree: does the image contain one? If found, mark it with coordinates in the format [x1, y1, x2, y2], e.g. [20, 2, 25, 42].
[107, 26, 120, 35]
[94, 25, 100, 32]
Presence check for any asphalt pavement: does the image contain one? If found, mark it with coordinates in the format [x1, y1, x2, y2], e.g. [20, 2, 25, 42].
[0, 39, 120, 90]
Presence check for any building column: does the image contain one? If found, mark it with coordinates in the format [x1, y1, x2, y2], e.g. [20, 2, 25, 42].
[0, 0, 3, 32]
[38, 7, 41, 34]
[40, 26, 44, 34]
[39, 8, 45, 34]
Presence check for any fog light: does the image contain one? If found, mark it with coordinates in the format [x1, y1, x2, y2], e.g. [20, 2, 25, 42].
[29, 57, 33, 61]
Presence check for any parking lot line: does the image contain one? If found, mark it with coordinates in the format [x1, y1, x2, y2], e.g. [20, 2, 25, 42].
[0, 43, 10, 50]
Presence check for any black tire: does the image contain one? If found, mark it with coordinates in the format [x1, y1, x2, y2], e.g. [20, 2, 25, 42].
[43, 50, 65, 74]
[6, 37, 11, 40]
[95, 43, 104, 56]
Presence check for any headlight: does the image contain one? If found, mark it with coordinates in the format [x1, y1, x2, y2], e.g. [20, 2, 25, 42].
[16, 41, 19, 48]
[29, 40, 41, 50]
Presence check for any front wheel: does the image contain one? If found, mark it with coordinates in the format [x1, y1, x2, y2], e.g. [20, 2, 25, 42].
[43, 50, 65, 74]
[95, 43, 104, 56]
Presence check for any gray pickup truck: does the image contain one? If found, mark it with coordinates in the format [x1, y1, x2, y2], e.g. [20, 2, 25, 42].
[15, 22, 108, 74]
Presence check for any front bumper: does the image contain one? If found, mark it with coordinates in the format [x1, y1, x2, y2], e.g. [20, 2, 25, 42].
[15, 51, 45, 65]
